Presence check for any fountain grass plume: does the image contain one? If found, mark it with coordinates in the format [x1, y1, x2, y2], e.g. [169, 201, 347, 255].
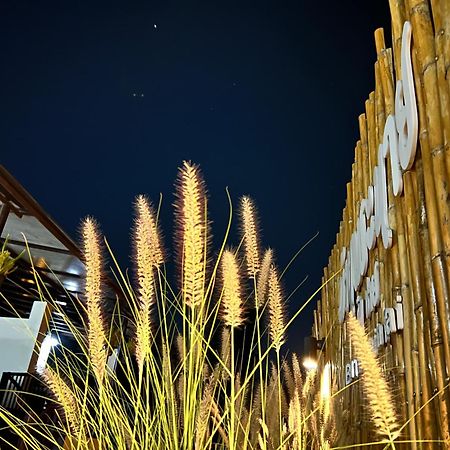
[82, 217, 107, 383]
[288, 389, 303, 450]
[195, 377, 214, 450]
[240, 196, 260, 279]
[42, 367, 80, 436]
[256, 248, 273, 308]
[291, 353, 303, 394]
[267, 264, 286, 351]
[220, 248, 245, 450]
[220, 249, 244, 328]
[174, 161, 209, 309]
[346, 312, 399, 441]
[0, 161, 398, 450]
[133, 194, 164, 370]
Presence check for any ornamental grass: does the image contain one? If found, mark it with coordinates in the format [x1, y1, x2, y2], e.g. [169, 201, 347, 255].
[0, 162, 402, 450]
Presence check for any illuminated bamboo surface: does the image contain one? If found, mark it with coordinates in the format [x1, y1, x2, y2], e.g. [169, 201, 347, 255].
[311, 2, 450, 448]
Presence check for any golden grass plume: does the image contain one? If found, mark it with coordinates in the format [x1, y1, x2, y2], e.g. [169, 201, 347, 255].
[267, 264, 286, 351]
[240, 196, 260, 279]
[133, 194, 164, 369]
[346, 312, 399, 440]
[220, 249, 244, 328]
[256, 248, 273, 307]
[42, 367, 80, 436]
[81, 217, 107, 382]
[174, 161, 209, 308]
[288, 389, 303, 450]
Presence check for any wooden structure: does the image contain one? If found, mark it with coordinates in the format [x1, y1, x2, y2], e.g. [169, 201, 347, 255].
[0, 165, 122, 448]
[0, 164, 120, 340]
[311, 2, 450, 448]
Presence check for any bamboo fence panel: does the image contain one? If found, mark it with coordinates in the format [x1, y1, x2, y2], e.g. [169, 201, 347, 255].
[310, 2, 450, 447]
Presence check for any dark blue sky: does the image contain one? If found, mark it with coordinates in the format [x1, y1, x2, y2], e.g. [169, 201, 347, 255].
[0, 0, 391, 351]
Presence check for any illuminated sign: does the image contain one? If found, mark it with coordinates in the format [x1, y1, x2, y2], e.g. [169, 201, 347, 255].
[338, 22, 418, 347]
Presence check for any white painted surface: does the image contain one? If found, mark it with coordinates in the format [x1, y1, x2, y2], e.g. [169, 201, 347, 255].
[0, 301, 48, 380]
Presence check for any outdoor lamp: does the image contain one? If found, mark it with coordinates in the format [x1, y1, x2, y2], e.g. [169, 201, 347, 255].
[302, 335, 324, 371]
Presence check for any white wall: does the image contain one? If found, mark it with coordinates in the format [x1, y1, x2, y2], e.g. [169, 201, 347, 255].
[0, 301, 49, 381]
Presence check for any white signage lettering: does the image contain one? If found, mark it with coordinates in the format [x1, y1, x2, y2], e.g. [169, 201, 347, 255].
[338, 21, 418, 324]
[345, 359, 360, 385]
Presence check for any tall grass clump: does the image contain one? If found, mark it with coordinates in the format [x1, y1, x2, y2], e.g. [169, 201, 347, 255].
[0, 161, 399, 450]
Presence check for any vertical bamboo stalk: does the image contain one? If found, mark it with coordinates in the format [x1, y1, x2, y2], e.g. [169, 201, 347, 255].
[316, 2, 450, 447]
[415, 153, 450, 447]
[374, 60, 396, 444]
[376, 27, 420, 448]
[411, 44, 450, 445]
[435, 0, 450, 129]
[404, 170, 437, 446]
[389, 0, 407, 74]
[407, 1, 450, 366]
[429, 0, 450, 179]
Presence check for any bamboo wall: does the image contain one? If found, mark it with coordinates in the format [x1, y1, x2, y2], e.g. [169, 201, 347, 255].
[311, 1, 450, 448]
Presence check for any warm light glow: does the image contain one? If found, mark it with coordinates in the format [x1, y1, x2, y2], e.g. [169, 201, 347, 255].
[36, 334, 59, 374]
[303, 357, 318, 371]
[321, 362, 332, 399]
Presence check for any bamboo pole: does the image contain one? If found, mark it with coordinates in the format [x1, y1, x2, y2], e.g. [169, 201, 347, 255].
[435, 0, 450, 126]
[407, 0, 450, 367]
[403, 169, 437, 446]
[376, 27, 420, 448]
[409, 11, 450, 442]
[429, 0, 450, 180]
[390, 4, 439, 445]
[408, 5, 450, 437]
[415, 150, 450, 447]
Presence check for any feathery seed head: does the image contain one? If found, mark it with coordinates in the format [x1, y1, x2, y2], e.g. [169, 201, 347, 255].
[221, 249, 244, 327]
[82, 217, 102, 307]
[220, 326, 231, 378]
[134, 194, 164, 272]
[256, 248, 273, 307]
[135, 311, 153, 371]
[174, 161, 209, 308]
[240, 196, 260, 278]
[133, 195, 163, 369]
[195, 378, 214, 449]
[43, 367, 80, 435]
[346, 312, 399, 439]
[291, 353, 303, 393]
[288, 389, 303, 448]
[176, 333, 185, 363]
[267, 264, 286, 351]
[81, 217, 107, 382]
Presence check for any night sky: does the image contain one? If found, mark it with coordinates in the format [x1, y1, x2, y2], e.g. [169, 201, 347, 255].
[0, 0, 391, 353]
